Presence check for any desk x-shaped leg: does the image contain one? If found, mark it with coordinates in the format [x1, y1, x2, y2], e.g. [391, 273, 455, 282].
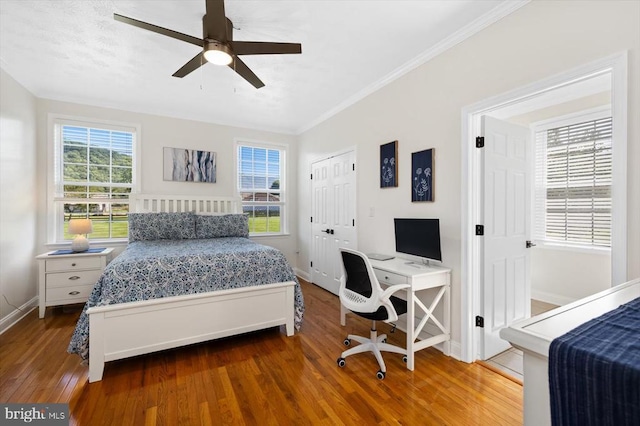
[406, 285, 450, 370]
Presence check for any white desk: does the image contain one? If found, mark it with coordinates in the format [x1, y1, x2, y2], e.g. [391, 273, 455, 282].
[340, 257, 451, 370]
[500, 278, 640, 426]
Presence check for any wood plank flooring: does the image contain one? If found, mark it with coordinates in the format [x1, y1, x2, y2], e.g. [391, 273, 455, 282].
[0, 279, 523, 425]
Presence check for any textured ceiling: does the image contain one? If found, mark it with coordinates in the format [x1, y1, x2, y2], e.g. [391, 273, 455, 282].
[0, 0, 521, 134]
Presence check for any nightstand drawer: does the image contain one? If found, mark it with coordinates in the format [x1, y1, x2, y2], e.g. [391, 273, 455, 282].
[374, 269, 408, 285]
[46, 285, 93, 303]
[46, 256, 102, 272]
[47, 269, 102, 288]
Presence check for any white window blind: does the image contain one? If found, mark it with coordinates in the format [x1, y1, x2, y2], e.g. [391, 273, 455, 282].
[51, 120, 137, 242]
[237, 143, 285, 235]
[534, 115, 612, 248]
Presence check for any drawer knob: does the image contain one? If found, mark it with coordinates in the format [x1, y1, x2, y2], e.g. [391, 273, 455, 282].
[69, 276, 81, 281]
[68, 291, 81, 295]
[71, 263, 77, 267]
[385, 276, 390, 280]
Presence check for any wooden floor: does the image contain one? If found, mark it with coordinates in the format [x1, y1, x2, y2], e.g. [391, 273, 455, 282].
[0, 279, 523, 425]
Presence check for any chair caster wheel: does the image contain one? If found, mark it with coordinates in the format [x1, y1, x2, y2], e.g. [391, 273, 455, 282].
[337, 358, 346, 368]
[402, 355, 408, 363]
[343, 338, 351, 346]
[376, 370, 385, 380]
[381, 338, 387, 343]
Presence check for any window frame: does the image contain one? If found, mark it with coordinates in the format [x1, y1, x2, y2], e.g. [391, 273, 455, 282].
[234, 139, 288, 237]
[47, 114, 141, 246]
[532, 106, 612, 252]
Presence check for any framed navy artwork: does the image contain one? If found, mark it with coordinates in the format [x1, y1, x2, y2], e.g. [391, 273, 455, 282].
[411, 148, 434, 202]
[380, 140, 398, 188]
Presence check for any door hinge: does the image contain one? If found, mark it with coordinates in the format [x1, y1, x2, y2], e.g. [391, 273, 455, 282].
[352, 163, 355, 171]
[476, 136, 485, 148]
[475, 224, 484, 236]
[352, 219, 355, 226]
[475, 316, 484, 328]
[310, 173, 313, 180]
[310, 216, 313, 223]
[310, 261, 313, 267]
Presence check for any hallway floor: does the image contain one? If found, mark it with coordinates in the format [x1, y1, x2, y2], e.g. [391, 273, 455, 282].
[485, 299, 559, 381]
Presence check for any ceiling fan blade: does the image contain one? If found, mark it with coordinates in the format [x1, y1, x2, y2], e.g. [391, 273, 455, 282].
[114, 14, 203, 47]
[204, 0, 228, 41]
[172, 52, 206, 78]
[229, 57, 265, 89]
[230, 41, 302, 56]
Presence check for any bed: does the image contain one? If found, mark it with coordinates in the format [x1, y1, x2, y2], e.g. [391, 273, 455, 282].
[548, 295, 640, 425]
[500, 278, 640, 425]
[67, 194, 304, 383]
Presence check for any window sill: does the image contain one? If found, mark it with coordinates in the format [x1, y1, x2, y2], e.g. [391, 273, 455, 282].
[46, 239, 129, 250]
[249, 233, 291, 239]
[535, 242, 611, 255]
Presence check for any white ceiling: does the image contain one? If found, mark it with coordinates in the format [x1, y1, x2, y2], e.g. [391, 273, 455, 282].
[0, 0, 525, 134]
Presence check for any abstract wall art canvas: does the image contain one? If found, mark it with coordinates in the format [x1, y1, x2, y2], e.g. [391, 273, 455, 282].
[380, 140, 398, 188]
[411, 148, 434, 202]
[163, 147, 217, 183]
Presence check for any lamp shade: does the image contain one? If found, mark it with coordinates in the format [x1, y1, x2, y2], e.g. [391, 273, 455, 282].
[69, 218, 93, 235]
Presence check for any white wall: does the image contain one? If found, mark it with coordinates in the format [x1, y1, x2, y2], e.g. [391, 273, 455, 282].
[531, 248, 611, 306]
[0, 69, 38, 326]
[34, 99, 299, 264]
[296, 0, 640, 351]
[506, 91, 611, 127]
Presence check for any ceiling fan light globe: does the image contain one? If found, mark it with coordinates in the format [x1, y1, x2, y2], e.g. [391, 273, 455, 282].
[204, 42, 233, 65]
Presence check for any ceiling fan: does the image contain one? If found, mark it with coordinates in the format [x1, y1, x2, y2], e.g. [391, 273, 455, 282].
[114, 0, 302, 88]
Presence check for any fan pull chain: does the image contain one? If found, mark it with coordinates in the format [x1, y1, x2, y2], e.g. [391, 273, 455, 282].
[200, 54, 204, 91]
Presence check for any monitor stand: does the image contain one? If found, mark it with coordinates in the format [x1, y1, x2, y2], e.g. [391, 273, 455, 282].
[405, 259, 431, 268]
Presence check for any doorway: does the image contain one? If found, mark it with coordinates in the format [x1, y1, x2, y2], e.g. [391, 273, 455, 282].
[460, 52, 628, 363]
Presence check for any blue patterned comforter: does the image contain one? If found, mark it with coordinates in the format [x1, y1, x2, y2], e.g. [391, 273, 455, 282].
[68, 237, 304, 360]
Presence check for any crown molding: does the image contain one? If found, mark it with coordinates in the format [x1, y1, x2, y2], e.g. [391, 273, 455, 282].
[296, 0, 531, 135]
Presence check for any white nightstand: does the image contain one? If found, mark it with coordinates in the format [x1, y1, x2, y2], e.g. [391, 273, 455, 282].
[36, 248, 114, 318]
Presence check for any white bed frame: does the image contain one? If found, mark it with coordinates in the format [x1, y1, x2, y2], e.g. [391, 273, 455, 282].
[87, 194, 296, 383]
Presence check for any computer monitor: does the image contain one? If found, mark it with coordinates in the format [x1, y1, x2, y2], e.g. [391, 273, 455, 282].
[394, 218, 442, 263]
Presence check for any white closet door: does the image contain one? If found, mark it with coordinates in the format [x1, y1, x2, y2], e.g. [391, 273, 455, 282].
[311, 151, 356, 295]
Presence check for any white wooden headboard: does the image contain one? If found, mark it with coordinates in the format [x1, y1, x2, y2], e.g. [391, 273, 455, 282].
[129, 194, 243, 214]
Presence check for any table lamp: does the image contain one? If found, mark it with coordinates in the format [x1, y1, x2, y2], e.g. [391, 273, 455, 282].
[69, 218, 93, 252]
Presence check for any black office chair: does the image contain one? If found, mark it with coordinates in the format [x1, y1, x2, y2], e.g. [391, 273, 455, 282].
[336, 247, 408, 379]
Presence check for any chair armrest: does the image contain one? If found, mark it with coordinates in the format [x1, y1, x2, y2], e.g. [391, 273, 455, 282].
[379, 284, 410, 303]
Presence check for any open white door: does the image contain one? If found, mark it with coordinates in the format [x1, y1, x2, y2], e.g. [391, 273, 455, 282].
[482, 116, 532, 359]
[311, 151, 356, 295]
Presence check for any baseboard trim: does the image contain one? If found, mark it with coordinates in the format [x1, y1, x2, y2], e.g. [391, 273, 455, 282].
[0, 296, 38, 335]
[531, 290, 576, 306]
[449, 340, 462, 361]
[294, 268, 311, 282]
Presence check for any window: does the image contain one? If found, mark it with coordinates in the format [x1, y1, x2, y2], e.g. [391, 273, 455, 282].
[49, 118, 138, 243]
[534, 109, 612, 248]
[236, 143, 285, 235]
